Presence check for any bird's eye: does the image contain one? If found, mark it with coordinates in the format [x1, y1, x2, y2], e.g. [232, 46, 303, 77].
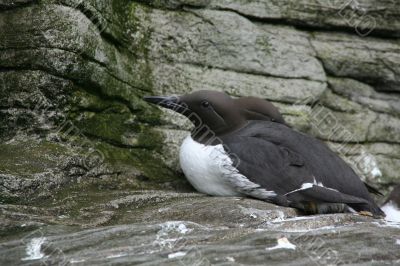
[201, 101, 210, 108]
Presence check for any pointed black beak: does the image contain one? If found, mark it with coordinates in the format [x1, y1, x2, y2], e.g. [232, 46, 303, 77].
[143, 95, 187, 113]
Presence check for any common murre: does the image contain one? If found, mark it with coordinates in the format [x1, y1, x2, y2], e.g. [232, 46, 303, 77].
[144, 90, 384, 217]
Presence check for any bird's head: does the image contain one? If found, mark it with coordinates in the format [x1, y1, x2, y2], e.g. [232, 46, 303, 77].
[144, 90, 285, 140]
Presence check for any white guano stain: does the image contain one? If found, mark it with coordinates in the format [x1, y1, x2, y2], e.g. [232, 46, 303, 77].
[266, 237, 296, 251]
[21, 237, 47, 261]
[226, 256, 235, 262]
[70, 258, 86, 264]
[153, 221, 192, 249]
[106, 253, 128, 259]
[168, 251, 187, 259]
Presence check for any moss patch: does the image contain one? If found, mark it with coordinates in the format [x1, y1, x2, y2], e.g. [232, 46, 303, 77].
[0, 139, 70, 178]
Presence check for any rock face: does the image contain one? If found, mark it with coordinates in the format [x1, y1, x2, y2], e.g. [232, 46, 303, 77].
[0, 0, 186, 204]
[1, 0, 400, 265]
[0, 0, 399, 202]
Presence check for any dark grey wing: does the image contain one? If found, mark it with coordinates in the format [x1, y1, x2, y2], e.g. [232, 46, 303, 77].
[222, 136, 310, 196]
[221, 135, 374, 213]
[226, 121, 385, 217]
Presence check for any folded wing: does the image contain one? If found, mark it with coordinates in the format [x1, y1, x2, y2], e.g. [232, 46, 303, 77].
[221, 129, 383, 217]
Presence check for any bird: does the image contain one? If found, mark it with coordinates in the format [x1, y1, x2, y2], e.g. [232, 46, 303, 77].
[143, 90, 385, 217]
[381, 184, 400, 222]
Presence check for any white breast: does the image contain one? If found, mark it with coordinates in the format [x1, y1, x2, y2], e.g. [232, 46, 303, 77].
[179, 135, 242, 196]
[179, 135, 277, 201]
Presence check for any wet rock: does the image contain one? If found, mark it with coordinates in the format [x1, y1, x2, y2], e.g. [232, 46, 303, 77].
[0, 192, 399, 265]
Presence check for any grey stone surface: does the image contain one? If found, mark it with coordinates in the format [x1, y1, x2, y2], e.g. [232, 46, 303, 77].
[0, 191, 399, 265]
[147, 0, 400, 37]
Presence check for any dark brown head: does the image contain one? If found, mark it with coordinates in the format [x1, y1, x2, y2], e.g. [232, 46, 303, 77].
[144, 90, 245, 136]
[143, 90, 286, 138]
